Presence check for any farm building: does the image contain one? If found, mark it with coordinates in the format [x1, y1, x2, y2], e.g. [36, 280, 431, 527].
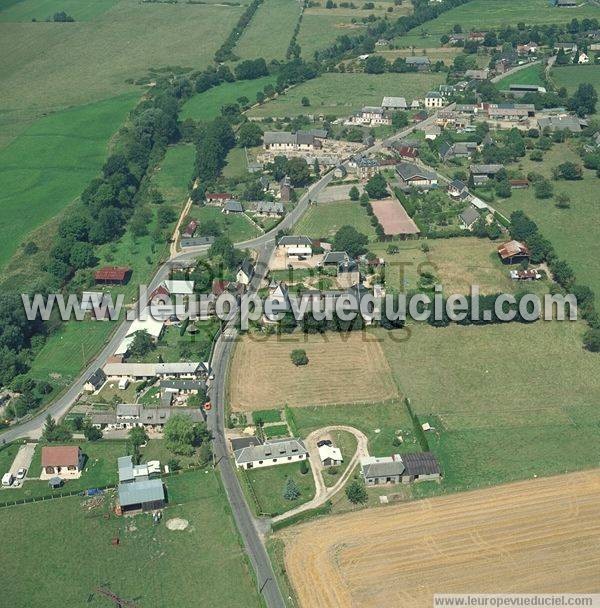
[405, 56, 430, 71]
[381, 96, 407, 111]
[40, 446, 84, 481]
[337, 260, 360, 289]
[537, 115, 586, 133]
[360, 452, 441, 485]
[498, 240, 530, 263]
[469, 164, 504, 186]
[206, 192, 233, 205]
[322, 251, 349, 266]
[510, 269, 542, 281]
[233, 437, 308, 470]
[263, 131, 324, 153]
[94, 266, 131, 285]
[395, 162, 438, 190]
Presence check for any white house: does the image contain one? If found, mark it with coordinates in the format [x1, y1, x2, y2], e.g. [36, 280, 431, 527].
[277, 235, 313, 258]
[236, 259, 255, 285]
[232, 437, 308, 470]
[578, 52, 590, 64]
[162, 280, 195, 295]
[424, 91, 444, 109]
[318, 444, 343, 467]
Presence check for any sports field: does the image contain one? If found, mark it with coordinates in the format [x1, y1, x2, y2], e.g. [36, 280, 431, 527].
[247, 72, 446, 118]
[282, 469, 600, 608]
[235, 0, 301, 61]
[293, 201, 376, 240]
[0, 469, 262, 608]
[228, 332, 399, 411]
[181, 75, 277, 122]
[0, 93, 137, 270]
[371, 198, 419, 236]
[398, 0, 600, 47]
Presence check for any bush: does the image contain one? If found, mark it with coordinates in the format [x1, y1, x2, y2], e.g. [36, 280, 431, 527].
[300, 460, 309, 475]
[291, 349, 309, 366]
[345, 479, 368, 504]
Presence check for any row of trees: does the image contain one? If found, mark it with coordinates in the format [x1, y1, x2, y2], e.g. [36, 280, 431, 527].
[214, 0, 263, 63]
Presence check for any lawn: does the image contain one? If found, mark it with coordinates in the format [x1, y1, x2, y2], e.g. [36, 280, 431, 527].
[293, 200, 377, 240]
[497, 63, 545, 88]
[253, 409, 283, 424]
[321, 429, 357, 487]
[0, 0, 118, 21]
[181, 75, 276, 122]
[241, 460, 315, 516]
[398, 0, 600, 47]
[223, 146, 252, 179]
[0, 0, 242, 145]
[551, 64, 600, 95]
[492, 142, 600, 298]
[189, 205, 260, 243]
[151, 143, 195, 208]
[369, 241, 429, 293]
[290, 400, 419, 458]
[247, 72, 446, 119]
[235, 0, 302, 61]
[377, 321, 600, 493]
[0, 92, 137, 270]
[0, 469, 262, 608]
[264, 424, 290, 439]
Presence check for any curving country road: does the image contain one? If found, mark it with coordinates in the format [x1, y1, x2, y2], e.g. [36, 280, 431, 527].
[2, 109, 446, 607]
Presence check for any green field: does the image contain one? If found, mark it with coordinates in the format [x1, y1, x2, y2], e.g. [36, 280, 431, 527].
[223, 146, 252, 179]
[247, 72, 446, 118]
[297, 14, 363, 59]
[322, 430, 357, 487]
[0, 469, 262, 608]
[493, 143, 600, 298]
[181, 75, 277, 122]
[235, 0, 301, 61]
[189, 205, 260, 242]
[497, 63, 545, 88]
[398, 0, 600, 47]
[0, 93, 137, 270]
[293, 201, 376, 240]
[0, 0, 118, 21]
[377, 321, 600, 493]
[151, 143, 195, 207]
[241, 460, 315, 516]
[551, 64, 600, 94]
[0, 0, 242, 145]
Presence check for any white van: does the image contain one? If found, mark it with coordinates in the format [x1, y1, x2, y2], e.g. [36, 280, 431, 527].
[2, 473, 14, 487]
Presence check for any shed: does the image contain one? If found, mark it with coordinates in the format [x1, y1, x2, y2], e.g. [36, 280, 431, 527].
[94, 267, 131, 285]
[118, 478, 166, 513]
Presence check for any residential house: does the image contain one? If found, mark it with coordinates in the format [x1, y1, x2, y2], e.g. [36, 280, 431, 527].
[348, 106, 391, 126]
[447, 179, 469, 200]
[222, 200, 243, 214]
[349, 155, 379, 180]
[449, 33, 466, 45]
[517, 42, 539, 55]
[253, 201, 284, 217]
[94, 266, 131, 285]
[160, 379, 206, 396]
[279, 176, 292, 202]
[206, 192, 233, 205]
[103, 362, 158, 381]
[360, 452, 441, 485]
[84, 368, 106, 393]
[333, 165, 347, 179]
[438, 84, 456, 98]
[381, 96, 407, 111]
[91, 404, 204, 431]
[424, 91, 444, 109]
[277, 235, 313, 258]
[318, 444, 343, 467]
[469, 163, 504, 186]
[468, 31, 486, 43]
[439, 141, 478, 161]
[237, 259, 254, 285]
[423, 124, 441, 140]
[459, 204, 481, 230]
[180, 235, 216, 249]
[498, 240, 529, 263]
[405, 56, 431, 71]
[40, 446, 84, 481]
[181, 220, 197, 239]
[155, 362, 205, 379]
[396, 145, 419, 160]
[233, 437, 308, 470]
[554, 42, 577, 53]
[322, 251, 349, 266]
[263, 131, 323, 153]
[337, 260, 360, 289]
[396, 162, 438, 190]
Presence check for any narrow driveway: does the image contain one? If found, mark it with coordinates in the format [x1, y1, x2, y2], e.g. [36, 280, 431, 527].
[272, 425, 368, 524]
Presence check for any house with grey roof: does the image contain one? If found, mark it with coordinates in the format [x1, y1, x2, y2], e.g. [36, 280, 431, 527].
[155, 362, 205, 379]
[447, 179, 469, 200]
[439, 141, 478, 161]
[91, 405, 204, 431]
[233, 437, 308, 470]
[396, 162, 438, 190]
[469, 163, 504, 186]
[253, 201, 284, 217]
[381, 96, 407, 110]
[237, 259, 255, 285]
[263, 131, 323, 152]
[84, 368, 106, 393]
[459, 204, 481, 230]
[322, 251, 349, 266]
[537, 115, 586, 133]
[406, 56, 431, 71]
[360, 452, 441, 485]
[278, 235, 313, 258]
[222, 199, 243, 214]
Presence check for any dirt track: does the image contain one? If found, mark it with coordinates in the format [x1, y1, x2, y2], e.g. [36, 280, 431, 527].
[282, 469, 600, 608]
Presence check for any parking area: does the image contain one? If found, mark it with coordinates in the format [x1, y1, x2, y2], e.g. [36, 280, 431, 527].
[2, 443, 36, 489]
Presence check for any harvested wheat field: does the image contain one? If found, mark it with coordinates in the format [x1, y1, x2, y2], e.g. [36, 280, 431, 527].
[282, 469, 600, 608]
[228, 331, 398, 411]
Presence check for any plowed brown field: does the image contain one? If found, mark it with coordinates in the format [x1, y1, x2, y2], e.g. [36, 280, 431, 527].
[282, 470, 600, 608]
[228, 331, 398, 411]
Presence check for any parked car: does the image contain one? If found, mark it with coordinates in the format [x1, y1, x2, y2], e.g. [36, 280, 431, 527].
[16, 468, 26, 480]
[2, 472, 14, 486]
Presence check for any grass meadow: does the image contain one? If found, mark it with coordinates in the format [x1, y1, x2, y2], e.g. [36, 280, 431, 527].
[189, 205, 260, 243]
[0, 469, 262, 608]
[297, 14, 365, 59]
[497, 63, 546, 88]
[247, 72, 446, 118]
[235, 0, 302, 61]
[181, 75, 277, 122]
[397, 0, 600, 48]
[493, 142, 600, 297]
[0, 92, 137, 270]
[293, 200, 377, 240]
[0, 0, 118, 21]
[551, 65, 600, 94]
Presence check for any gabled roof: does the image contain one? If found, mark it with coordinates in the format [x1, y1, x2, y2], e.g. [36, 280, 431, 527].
[234, 438, 307, 465]
[406, 56, 430, 65]
[94, 266, 130, 282]
[41, 446, 80, 468]
[238, 258, 254, 278]
[459, 205, 480, 227]
[223, 200, 243, 213]
[498, 240, 529, 260]
[470, 164, 504, 175]
[318, 444, 343, 462]
[278, 235, 312, 247]
[155, 362, 203, 375]
[118, 478, 164, 507]
[86, 368, 106, 388]
[322, 251, 349, 265]
[449, 179, 468, 192]
[402, 452, 440, 476]
[381, 96, 407, 108]
[360, 455, 405, 478]
[396, 161, 436, 182]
